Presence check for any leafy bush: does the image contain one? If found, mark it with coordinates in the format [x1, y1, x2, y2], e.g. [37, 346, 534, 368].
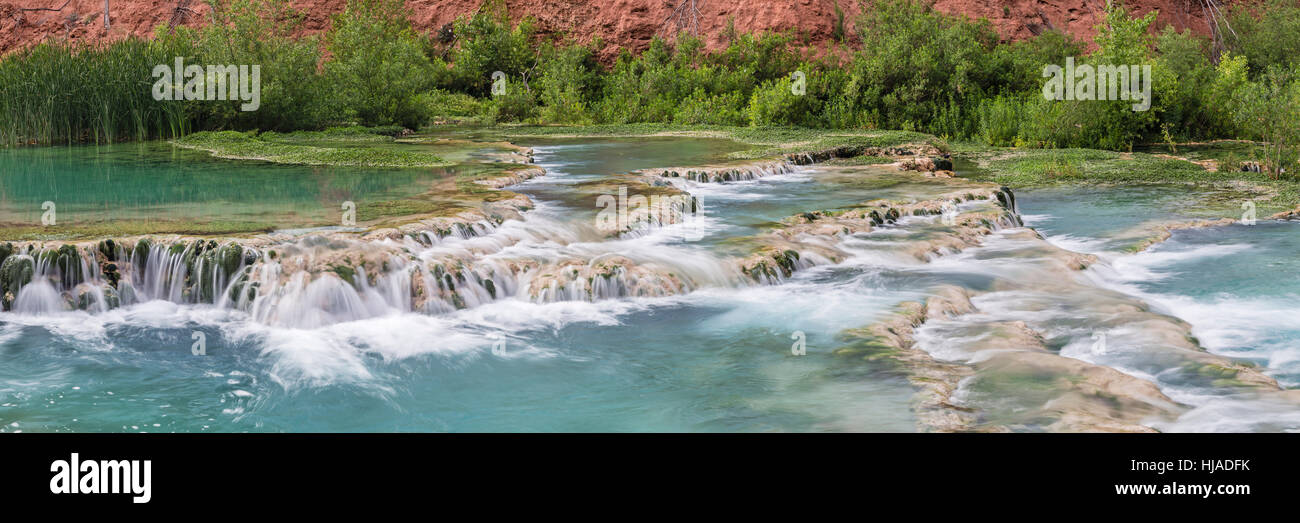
[1029, 3, 1159, 150]
[976, 95, 1026, 146]
[326, 0, 433, 128]
[593, 38, 690, 123]
[995, 30, 1084, 94]
[1014, 95, 1078, 148]
[418, 89, 485, 123]
[481, 82, 537, 123]
[441, 4, 537, 97]
[842, 0, 1002, 134]
[1153, 27, 1223, 138]
[1206, 53, 1252, 137]
[673, 89, 747, 125]
[196, 0, 338, 131]
[1229, 0, 1300, 76]
[1228, 67, 1300, 178]
[535, 42, 601, 124]
[746, 75, 821, 127]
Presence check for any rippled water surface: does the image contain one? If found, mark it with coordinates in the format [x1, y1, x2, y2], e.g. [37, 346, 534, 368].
[0, 142, 461, 227]
[1, 140, 1296, 432]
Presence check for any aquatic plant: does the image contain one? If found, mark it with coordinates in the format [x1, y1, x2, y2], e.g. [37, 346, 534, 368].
[173, 130, 450, 167]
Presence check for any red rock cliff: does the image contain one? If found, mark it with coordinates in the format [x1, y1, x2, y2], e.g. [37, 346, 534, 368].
[0, 0, 1228, 60]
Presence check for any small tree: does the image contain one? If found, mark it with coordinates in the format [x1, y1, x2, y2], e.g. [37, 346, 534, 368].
[1232, 68, 1300, 178]
[326, 0, 434, 128]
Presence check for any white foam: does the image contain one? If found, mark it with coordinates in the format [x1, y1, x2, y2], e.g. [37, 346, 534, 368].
[1153, 396, 1300, 433]
[1104, 242, 1250, 284]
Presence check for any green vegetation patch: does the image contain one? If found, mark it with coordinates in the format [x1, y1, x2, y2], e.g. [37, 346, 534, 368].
[0, 219, 274, 242]
[957, 145, 1300, 216]
[492, 124, 944, 160]
[174, 130, 450, 167]
[262, 126, 406, 143]
[357, 198, 473, 223]
[961, 148, 1210, 185]
[822, 155, 898, 166]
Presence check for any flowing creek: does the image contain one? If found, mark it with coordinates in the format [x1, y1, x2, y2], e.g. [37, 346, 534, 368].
[0, 137, 1296, 432]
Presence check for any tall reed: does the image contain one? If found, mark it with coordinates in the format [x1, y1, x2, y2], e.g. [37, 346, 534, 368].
[0, 38, 197, 146]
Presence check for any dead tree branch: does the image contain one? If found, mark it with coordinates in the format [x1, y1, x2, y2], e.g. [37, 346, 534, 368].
[20, 0, 73, 12]
[660, 0, 703, 38]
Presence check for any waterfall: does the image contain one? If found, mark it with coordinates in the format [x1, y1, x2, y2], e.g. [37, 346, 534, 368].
[651, 159, 797, 184]
[12, 278, 65, 314]
[0, 165, 1026, 330]
[409, 219, 501, 247]
[0, 240, 253, 314]
[5, 248, 110, 314]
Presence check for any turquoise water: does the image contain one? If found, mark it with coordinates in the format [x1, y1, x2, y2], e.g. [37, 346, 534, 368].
[0, 142, 455, 227]
[0, 141, 1296, 432]
[0, 138, 929, 432]
[1015, 185, 1216, 251]
[1108, 223, 1300, 386]
[0, 297, 916, 432]
[1018, 187, 1300, 387]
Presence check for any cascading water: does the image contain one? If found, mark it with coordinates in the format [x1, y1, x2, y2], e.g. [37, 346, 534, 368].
[648, 159, 799, 184]
[0, 139, 1024, 340]
[12, 276, 64, 315]
[0, 212, 747, 332]
[2, 137, 1295, 433]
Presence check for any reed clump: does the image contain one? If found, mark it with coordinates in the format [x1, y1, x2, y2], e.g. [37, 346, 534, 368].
[0, 37, 193, 146]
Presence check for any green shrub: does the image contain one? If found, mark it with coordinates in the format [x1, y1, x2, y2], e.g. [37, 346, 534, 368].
[712, 30, 802, 86]
[1015, 96, 1076, 148]
[1033, 3, 1158, 150]
[326, 0, 434, 128]
[746, 75, 821, 127]
[1229, 0, 1300, 75]
[1153, 27, 1224, 138]
[673, 89, 747, 125]
[536, 42, 601, 124]
[593, 38, 688, 123]
[482, 82, 537, 123]
[976, 95, 1025, 146]
[843, 0, 1002, 135]
[1229, 67, 1300, 178]
[441, 4, 537, 97]
[418, 89, 485, 122]
[996, 29, 1084, 94]
[1206, 53, 1252, 137]
[196, 0, 338, 131]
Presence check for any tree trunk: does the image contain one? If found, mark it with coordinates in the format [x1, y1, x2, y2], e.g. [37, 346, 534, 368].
[103, 0, 110, 30]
